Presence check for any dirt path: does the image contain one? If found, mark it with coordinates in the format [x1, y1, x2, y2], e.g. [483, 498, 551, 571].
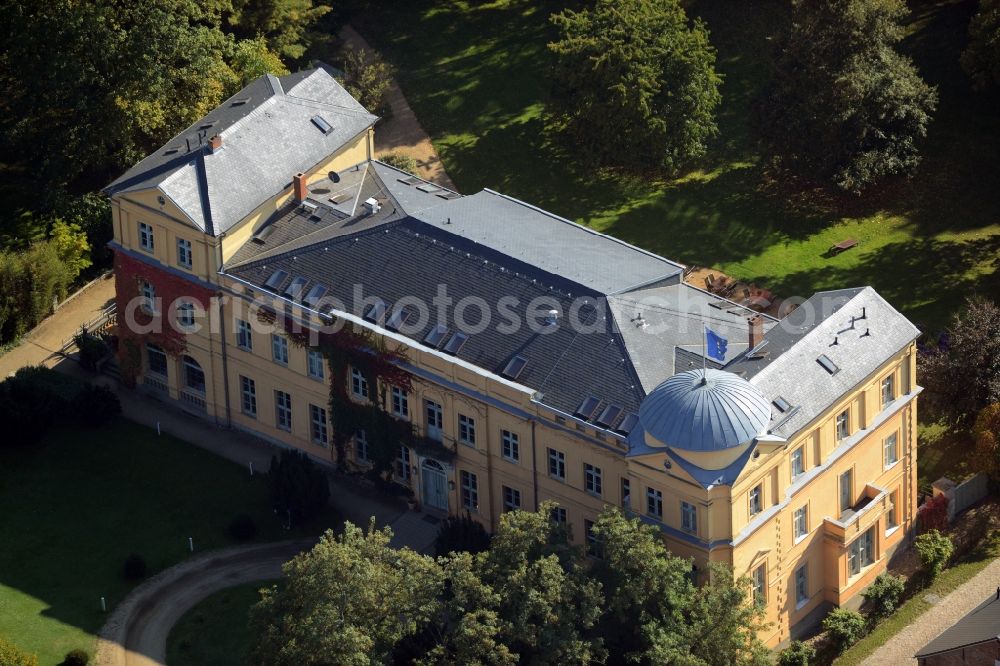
[94, 540, 315, 666]
[338, 24, 458, 191]
[860, 555, 1000, 665]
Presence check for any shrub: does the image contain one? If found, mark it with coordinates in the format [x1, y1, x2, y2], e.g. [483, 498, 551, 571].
[918, 493, 950, 533]
[122, 553, 148, 581]
[863, 573, 906, 621]
[340, 48, 394, 115]
[777, 640, 815, 666]
[62, 649, 89, 666]
[822, 607, 866, 652]
[0, 366, 70, 446]
[74, 327, 107, 371]
[434, 512, 491, 556]
[915, 529, 954, 579]
[71, 384, 121, 426]
[268, 451, 330, 525]
[229, 514, 259, 542]
[379, 152, 418, 176]
[0, 636, 38, 666]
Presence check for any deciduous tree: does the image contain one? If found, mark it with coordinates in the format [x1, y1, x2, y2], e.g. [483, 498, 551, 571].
[962, 0, 1000, 90]
[756, 0, 937, 192]
[548, 0, 722, 173]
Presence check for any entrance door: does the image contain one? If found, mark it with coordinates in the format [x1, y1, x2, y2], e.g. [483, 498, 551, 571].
[421, 459, 448, 511]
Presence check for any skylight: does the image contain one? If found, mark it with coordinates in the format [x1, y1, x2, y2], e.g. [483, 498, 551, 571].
[575, 396, 601, 420]
[423, 324, 449, 348]
[363, 299, 388, 324]
[303, 284, 329, 308]
[264, 269, 288, 290]
[283, 277, 308, 300]
[615, 412, 639, 435]
[501, 355, 527, 380]
[386, 305, 417, 331]
[773, 396, 791, 413]
[595, 404, 623, 428]
[442, 332, 469, 355]
[311, 115, 333, 134]
[817, 354, 840, 375]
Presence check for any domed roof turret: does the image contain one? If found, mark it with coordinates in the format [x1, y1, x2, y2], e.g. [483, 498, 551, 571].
[638, 369, 771, 452]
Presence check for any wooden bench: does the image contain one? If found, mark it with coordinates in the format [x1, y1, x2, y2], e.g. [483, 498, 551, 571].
[830, 238, 859, 255]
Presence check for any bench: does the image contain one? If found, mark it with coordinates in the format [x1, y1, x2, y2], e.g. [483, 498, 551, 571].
[830, 238, 859, 255]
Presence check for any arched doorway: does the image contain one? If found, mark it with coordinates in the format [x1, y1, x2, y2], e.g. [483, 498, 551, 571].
[421, 459, 448, 511]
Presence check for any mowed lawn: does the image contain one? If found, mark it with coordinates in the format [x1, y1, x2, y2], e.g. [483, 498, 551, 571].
[0, 419, 331, 665]
[166, 582, 274, 666]
[347, 0, 1000, 330]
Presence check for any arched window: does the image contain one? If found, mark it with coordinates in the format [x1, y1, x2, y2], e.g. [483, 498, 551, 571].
[183, 355, 205, 393]
[146, 343, 167, 377]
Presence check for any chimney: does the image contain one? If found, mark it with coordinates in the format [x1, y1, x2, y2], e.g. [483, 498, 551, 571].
[293, 173, 308, 202]
[748, 314, 764, 349]
[208, 135, 222, 153]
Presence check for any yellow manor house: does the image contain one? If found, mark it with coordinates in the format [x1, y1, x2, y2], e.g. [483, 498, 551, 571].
[104, 68, 921, 646]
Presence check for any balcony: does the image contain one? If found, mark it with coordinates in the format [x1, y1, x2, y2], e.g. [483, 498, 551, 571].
[143, 374, 168, 395]
[179, 389, 207, 413]
[824, 484, 889, 545]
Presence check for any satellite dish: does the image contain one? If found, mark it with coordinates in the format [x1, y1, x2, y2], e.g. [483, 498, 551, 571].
[328, 171, 340, 183]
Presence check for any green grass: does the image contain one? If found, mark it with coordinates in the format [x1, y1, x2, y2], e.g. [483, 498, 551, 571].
[166, 582, 274, 665]
[0, 419, 335, 666]
[834, 529, 1000, 665]
[346, 0, 1000, 330]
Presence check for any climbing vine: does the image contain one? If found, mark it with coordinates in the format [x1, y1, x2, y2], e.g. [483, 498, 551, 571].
[112, 251, 213, 386]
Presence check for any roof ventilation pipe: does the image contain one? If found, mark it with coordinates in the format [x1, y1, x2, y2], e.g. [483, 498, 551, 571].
[544, 309, 559, 327]
[364, 197, 381, 215]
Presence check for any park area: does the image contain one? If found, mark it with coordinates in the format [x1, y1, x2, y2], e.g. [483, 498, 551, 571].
[0, 417, 334, 665]
[348, 0, 1000, 330]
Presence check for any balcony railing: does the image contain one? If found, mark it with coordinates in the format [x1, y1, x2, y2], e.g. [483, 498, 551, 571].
[179, 389, 207, 412]
[824, 483, 889, 543]
[143, 374, 168, 394]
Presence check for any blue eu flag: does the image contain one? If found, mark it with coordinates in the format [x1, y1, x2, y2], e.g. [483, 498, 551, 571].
[706, 328, 728, 361]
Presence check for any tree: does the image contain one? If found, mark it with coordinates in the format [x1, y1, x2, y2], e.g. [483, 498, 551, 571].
[777, 640, 816, 666]
[822, 608, 866, 652]
[340, 48, 395, 115]
[920, 298, 1000, 423]
[756, 0, 937, 192]
[49, 220, 92, 280]
[268, 450, 330, 524]
[962, 0, 1000, 90]
[915, 529, 954, 580]
[863, 572, 906, 621]
[973, 403, 1000, 476]
[249, 522, 445, 665]
[434, 512, 491, 557]
[230, 0, 331, 60]
[231, 36, 289, 90]
[548, 0, 722, 173]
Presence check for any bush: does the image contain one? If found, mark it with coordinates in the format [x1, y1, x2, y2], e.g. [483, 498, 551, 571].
[0, 635, 38, 666]
[863, 573, 906, 621]
[918, 493, 950, 533]
[71, 384, 121, 426]
[268, 451, 330, 525]
[122, 553, 148, 581]
[229, 514, 259, 542]
[0, 366, 71, 446]
[822, 607, 866, 652]
[379, 152, 418, 176]
[62, 649, 89, 666]
[434, 512, 491, 557]
[74, 327, 107, 371]
[915, 529, 955, 580]
[777, 640, 815, 666]
[340, 48, 394, 115]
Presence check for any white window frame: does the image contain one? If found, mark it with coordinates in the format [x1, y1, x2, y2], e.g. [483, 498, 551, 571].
[351, 367, 369, 400]
[550, 506, 567, 523]
[139, 221, 154, 251]
[646, 487, 663, 519]
[584, 463, 602, 496]
[425, 399, 443, 440]
[887, 491, 899, 533]
[146, 343, 168, 377]
[177, 301, 195, 328]
[836, 410, 850, 441]
[307, 350, 325, 380]
[397, 445, 411, 481]
[275, 390, 292, 431]
[310, 404, 328, 446]
[502, 485, 521, 512]
[681, 501, 697, 534]
[881, 374, 895, 408]
[391, 387, 409, 418]
[271, 334, 289, 365]
[460, 470, 478, 511]
[794, 506, 808, 541]
[752, 564, 767, 606]
[548, 447, 565, 479]
[176, 237, 192, 268]
[749, 485, 763, 516]
[240, 375, 256, 417]
[355, 430, 369, 463]
[621, 478, 631, 509]
[840, 469, 854, 513]
[848, 527, 875, 577]
[884, 432, 899, 468]
[791, 447, 804, 479]
[236, 319, 253, 351]
[458, 413, 476, 446]
[141, 280, 156, 314]
[502, 430, 520, 463]
[795, 564, 809, 607]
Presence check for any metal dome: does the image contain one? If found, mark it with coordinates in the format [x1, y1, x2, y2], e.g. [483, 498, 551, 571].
[638, 369, 771, 452]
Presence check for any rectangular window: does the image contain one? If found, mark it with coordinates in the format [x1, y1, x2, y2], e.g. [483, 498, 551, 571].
[502, 485, 521, 512]
[749, 484, 763, 516]
[881, 375, 895, 408]
[621, 478, 631, 509]
[794, 506, 808, 539]
[548, 448, 565, 479]
[147, 344, 168, 377]
[887, 491, 899, 531]
[884, 432, 899, 468]
[839, 469, 853, 513]
[236, 319, 253, 351]
[307, 350, 325, 380]
[240, 375, 256, 417]
[139, 222, 154, 251]
[584, 463, 602, 496]
[141, 281, 156, 313]
[458, 414, 476, 446]
[795, 564, 809, 605]
[355, 430, 369, 463]
[350, 367, 369, 399]
[460, 470, 479, 511]
[752, 564, 766, 606]
[502, 430, 520, 463]
[275, 390, 292, 431]
[646, 487, 663, 519]
[836, 410, 850, 441]
[176, 238, 192, 268]
[550, 506, 567, 523]
[177, 302, 195, 328]
[681, 501, 697, 534]
[425, 399, 442, 440]
[397, 446, 411, 481]
[391, 387, 409, 418]
[585, 519, 603, 559]
[848, 527, 875, 577]
[271, 335, 289, 365]
[310, 404, 328, 446]
[791, 447, 804, 478]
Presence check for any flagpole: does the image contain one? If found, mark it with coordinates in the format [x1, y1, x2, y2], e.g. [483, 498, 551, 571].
[702, 325, 708, 383]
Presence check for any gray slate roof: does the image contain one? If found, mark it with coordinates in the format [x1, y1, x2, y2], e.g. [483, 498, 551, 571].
[916, 591, 1000, 657]
[105, 69, 376, 235]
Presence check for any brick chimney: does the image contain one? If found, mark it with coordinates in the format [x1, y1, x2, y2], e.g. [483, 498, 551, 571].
[208, 135, 222, 153]
[748, 314, 764, 349]
[293, 173, 308, 202]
